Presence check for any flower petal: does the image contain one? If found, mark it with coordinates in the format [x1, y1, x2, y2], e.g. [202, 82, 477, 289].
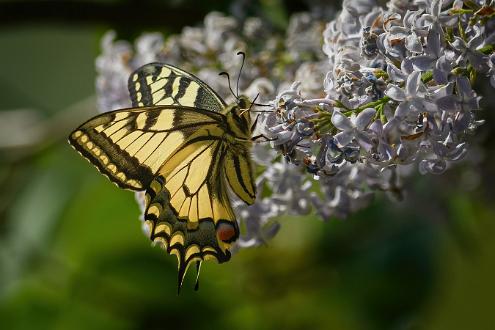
[394, 101, 410, 118]
[356, 131, 373, 151]
[419, 159, 446, 175]
[354, 108, 376, 130]
[412, 99, 437, 113]
[436, 95, 459, 112]
[455, 76, 475, 101]
[426, 28, 442, 57]
[385, 85, 406, 101]
[387, 62, 406, 82]
[406, 71, 421, 96]
[334, 130, 354, 147]
[411, 55, 436, 71]
[331, 109, 353, 131]
[406, 34, 423, 53]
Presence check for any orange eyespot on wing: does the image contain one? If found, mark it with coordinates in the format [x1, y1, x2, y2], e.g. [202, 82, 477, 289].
[216, 222, 238, 243]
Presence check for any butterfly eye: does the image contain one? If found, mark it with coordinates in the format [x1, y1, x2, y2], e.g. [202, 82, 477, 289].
[238, 98, 247, 109]
[216, 222, 237, 242]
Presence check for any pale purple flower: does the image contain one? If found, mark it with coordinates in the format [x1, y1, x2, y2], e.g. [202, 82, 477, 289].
[331, 108, 375, 150]
[385, 71, 437, 119]
[451, 26, 490, 72]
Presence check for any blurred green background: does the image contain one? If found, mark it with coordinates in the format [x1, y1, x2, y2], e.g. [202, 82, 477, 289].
[1, 1, 495, 329]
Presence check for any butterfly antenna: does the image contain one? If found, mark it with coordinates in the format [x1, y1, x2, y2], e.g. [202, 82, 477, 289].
[249, 93, 260, 111]
[236, 51, 246, 98]
[219, 72, 237, 100]
[251, 109, 274, 113]
[251, 99, 274, 113]
[252, 102, 272, 107]
[240, 93, 260, 116]
[296, 144, 311, 149]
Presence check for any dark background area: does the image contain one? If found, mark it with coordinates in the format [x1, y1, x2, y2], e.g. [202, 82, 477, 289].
[1, 1, 495, 329]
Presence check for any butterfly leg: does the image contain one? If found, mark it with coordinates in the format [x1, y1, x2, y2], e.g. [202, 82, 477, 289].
[250, 114, 260, 133]
[252, 134, 277, 142]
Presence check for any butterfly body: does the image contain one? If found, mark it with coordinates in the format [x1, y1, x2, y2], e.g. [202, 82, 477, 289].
[69, 63, 256, 291]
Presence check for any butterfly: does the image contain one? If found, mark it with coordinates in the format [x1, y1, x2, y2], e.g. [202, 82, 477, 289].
[69, 60, 260, 292]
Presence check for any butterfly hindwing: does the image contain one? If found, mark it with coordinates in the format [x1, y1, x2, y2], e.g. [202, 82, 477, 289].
[69, 106, 224, 190]
[129, 63, 226, 112]
[145, 133, 239, 284]
[145, 179, 238, 285]
[144, 139, 239, 289]
[224, 149, 256, 205]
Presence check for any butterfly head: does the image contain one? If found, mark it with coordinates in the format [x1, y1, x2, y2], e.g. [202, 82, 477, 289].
[222, 95, 253, 138]
[236, 95, 250, 109]
[236, 95, 253, 117]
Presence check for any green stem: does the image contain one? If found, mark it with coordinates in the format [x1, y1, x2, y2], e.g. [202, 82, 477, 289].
[479, 44, 495, 54]
[452, 67, 469, 76]
[449, 8, 474, 15]
[458, 18, 467, 41]
[333, 99, 352, 111]
[468, 64, 477, 85]
[346, 96, 391, 115]
[464, 0, 480, 10]
[421, 71, 433, 84]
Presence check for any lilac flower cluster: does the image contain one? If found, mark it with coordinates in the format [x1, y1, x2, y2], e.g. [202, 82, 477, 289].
[95, 1, 494, 248]
[258, 0, 493, 223]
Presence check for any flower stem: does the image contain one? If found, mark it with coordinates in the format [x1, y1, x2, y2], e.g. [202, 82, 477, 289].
[479, 44, 495, 54]
[347, 96, 391, 115]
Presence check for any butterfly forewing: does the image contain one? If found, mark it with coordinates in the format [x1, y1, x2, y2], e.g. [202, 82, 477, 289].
[129, 63, 226, 112]
[69, 106, 223, 190]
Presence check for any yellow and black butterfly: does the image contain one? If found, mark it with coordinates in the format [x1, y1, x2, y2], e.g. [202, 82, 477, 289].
[69, 60, 260, 292]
